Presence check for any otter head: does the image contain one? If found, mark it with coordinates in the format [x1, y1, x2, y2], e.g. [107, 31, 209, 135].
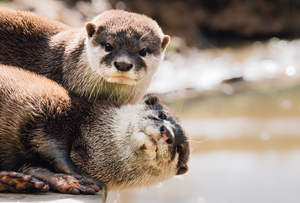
[71, 95, 189, 192]
[107, 95, 190, 190]
[84, 10, 169, 103]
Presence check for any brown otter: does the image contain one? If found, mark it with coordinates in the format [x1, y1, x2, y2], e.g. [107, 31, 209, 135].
[0, 65, 190, 198]
[0, 8, 170, 104]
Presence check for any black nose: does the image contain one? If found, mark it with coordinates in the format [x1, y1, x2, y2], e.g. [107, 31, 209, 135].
[160, 126, 173, 144]
[114, 62, 133, 72]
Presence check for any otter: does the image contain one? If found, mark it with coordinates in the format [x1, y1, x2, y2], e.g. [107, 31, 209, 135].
[0, 65, 190, 199]
[0, 8, 170, 104]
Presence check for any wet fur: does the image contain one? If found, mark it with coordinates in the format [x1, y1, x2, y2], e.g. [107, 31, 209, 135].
[0, 65, 190, 193]
[0, 8, 169, 104]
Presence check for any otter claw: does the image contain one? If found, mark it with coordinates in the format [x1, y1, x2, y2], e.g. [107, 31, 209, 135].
[48, 174, 100, 194]
[0, 171, 49, 193]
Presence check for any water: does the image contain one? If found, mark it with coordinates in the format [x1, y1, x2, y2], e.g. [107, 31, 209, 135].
[148, 38, 300, 95]
[107, 150, 300, 203]
[183, 117, 300, 139]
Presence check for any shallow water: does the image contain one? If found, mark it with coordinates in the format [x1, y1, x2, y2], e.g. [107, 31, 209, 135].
[107, 150, 300, 203]
[149, 38, 300, 95]
[184, 117, 300, 139]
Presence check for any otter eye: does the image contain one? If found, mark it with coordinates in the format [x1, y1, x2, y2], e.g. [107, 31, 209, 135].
[139, 48, 147, 57]
[105, 43, 113, 52]
[158, 114, 167, 120]
[177, 145, 182, 153]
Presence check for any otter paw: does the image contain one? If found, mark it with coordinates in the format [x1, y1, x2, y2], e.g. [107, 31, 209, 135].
[48, 174, 101, 195]
[0, 171, 49, 193]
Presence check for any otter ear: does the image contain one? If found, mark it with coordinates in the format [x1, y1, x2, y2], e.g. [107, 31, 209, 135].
[145, 95, 160, 106]
[86, 22, 96, 37]
[162, 35, 170, 50]
[176, 166, 189, 175]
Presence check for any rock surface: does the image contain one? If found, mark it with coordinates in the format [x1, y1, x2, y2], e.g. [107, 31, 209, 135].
[0, 192, 103, 203]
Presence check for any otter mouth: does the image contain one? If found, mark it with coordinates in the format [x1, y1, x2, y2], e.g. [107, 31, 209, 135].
[148, 131, 171, 152]
[105, 74, 138, 85]
[112, 75, 130, 80]
[150, 137, 158, 151]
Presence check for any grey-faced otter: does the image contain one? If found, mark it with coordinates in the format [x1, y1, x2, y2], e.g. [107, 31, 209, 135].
[0, 8, 170, 104]
[0, 65, 190, 198]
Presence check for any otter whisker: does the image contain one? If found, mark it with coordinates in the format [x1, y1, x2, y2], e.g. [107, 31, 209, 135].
[175, 102, 184, 116]
[113, 191, 121, 203]
[187, 140, 202, 144]
[139, 32, 150, 42]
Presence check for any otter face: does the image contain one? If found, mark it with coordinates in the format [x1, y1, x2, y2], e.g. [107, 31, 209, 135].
[139, 96, 190, 175]
[71, 95, 190, 192]
[85, 10, 170, 86]
[111, 95, 190, 189]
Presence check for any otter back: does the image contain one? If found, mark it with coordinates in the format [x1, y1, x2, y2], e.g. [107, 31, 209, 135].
[0, 7, 69, 71]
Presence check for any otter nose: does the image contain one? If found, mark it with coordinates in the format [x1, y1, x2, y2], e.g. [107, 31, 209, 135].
[114, 62, 133, 72]
[160, 126, 173, 144]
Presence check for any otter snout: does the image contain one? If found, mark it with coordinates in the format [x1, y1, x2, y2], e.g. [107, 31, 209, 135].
[159, 126, 173, 144]
[114, 62, 133, 72]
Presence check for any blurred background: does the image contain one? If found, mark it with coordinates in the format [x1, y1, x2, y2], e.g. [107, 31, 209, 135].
[1, 0, 300, 202]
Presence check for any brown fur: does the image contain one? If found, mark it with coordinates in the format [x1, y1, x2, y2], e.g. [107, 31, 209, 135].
[0, 65, 190, 196]
[0, 8, 169, 104]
